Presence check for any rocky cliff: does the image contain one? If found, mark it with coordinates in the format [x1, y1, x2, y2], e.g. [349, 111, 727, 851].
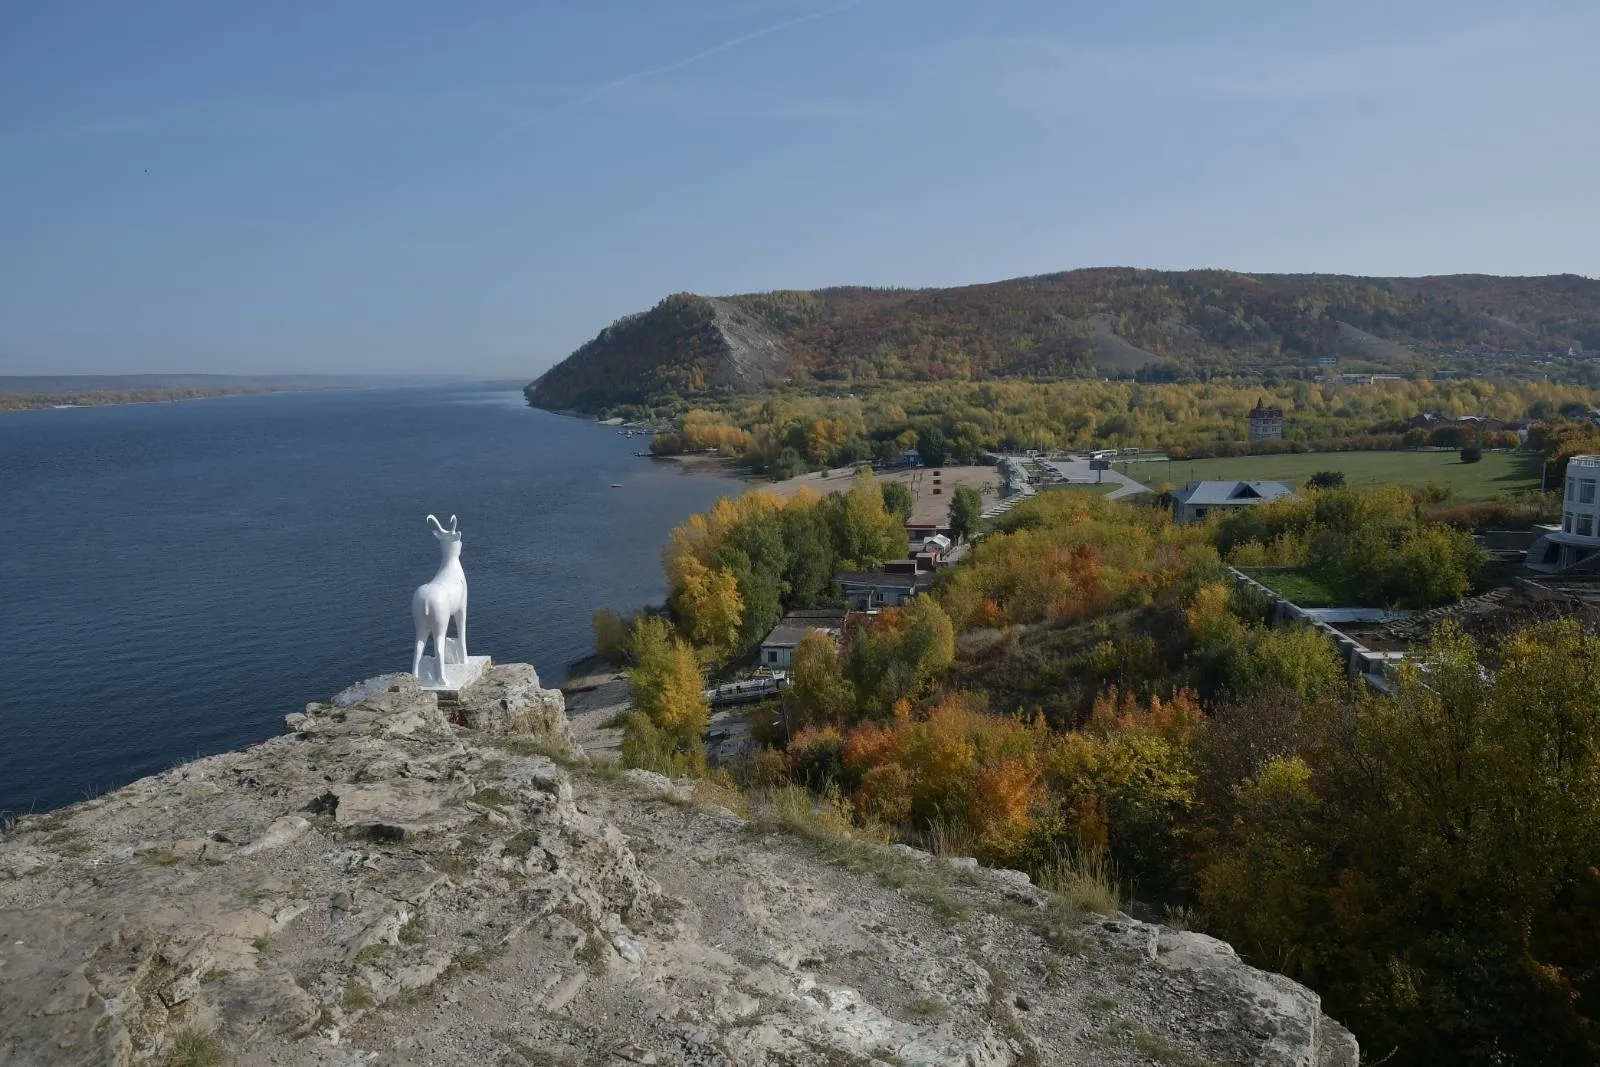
[0, 665, 1358, 1066]
[526, 294, 788, 412]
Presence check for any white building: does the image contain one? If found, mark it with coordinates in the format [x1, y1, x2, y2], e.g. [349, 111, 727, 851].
[1526, 455, 1600, 572]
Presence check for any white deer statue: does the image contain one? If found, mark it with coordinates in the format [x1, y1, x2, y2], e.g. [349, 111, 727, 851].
[411, 514, 469, 684]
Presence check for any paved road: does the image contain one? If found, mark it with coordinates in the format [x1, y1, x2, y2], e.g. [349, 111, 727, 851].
[1046, 456, 1150, 500]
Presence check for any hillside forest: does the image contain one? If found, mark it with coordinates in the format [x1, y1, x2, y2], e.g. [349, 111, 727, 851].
[527, 270, 1600, 415]
[597, 475, 1599, 1066]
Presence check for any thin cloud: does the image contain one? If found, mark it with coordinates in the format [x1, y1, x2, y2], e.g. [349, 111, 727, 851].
[554, 0, 866, 113]
[917, 7, 1599, 110]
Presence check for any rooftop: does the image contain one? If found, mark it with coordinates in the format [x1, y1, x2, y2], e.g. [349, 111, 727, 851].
[760, 610, 848, 649]
[1171, 480, 1296, 507]
[835, 570, 937, 591]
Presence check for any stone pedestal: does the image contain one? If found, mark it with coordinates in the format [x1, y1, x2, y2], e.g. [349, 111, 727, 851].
[416, 637, 490, 692]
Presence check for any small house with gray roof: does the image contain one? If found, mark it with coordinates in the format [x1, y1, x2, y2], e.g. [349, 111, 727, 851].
[1171, 480, 1295, 525]
[758, 609, 848, 668]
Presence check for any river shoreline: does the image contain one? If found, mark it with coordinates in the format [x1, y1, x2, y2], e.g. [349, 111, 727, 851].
[0, 386, 322, 413]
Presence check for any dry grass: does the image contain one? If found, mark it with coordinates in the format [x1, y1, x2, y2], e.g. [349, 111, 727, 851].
[1093, 1018, 1219, 1067]
[767, 784, 859, 840]
[503, 829, 540, 856]
[353, 942, 394, 967]
[579, 757, 625, 782]
[343, 982, 376, 1010]
[164, 1029, 227, 1067]
[921, 815, 978, 861]
[427, 853, 476, 878]
[577, 932, 612, 974]
[1035, 849, 1120, 916]
[690, 771, 752, 817]
[488, 735, 577, 764]
[908, 885, 969, 926]
[469, 787, 516, 811]
[398, 912, 426, 944]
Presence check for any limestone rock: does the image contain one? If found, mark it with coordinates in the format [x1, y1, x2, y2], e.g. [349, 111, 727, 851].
[0, 663, 1358, 1067]
[451, 662, 573, 744]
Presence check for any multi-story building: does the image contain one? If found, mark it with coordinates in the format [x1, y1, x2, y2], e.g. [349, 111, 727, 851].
[1247, 400, 1284, 441]
[1527, 455, 1600, 571]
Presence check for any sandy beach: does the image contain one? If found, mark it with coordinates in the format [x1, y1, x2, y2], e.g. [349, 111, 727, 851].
[655, 454, 1002, 527]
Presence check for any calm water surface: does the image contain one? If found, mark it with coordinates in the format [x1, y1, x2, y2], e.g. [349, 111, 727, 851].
[0, 385, 740, 816]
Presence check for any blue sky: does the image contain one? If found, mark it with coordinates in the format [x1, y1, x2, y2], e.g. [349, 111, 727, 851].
[1, 0, 1596, 377]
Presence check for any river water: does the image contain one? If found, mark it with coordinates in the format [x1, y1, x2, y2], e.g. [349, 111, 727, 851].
[0, 385, 739, 816]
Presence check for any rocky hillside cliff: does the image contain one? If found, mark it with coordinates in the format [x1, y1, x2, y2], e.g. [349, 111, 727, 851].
[527, 293, 788, 412]
[526, 270, 1600, 413]
[0, 666, 1357, 1066]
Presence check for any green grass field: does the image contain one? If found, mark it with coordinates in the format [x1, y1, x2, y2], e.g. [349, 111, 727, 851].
[1249, 569, 1342, 608]
[1113, 450, 1544, 503]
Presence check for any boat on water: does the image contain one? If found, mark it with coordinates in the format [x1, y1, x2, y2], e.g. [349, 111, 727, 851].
[610, 483, 624, 488]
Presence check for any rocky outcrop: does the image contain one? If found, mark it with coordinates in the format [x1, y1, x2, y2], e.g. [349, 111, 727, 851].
[525, 293, 788, 412]
[0, 665, 1358, 1066]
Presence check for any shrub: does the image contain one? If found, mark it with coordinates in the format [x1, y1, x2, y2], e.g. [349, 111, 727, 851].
[592, 608, 632, 663]
[620, 713, 705, 777]
[165, 1030, 227, 1067]
[788, 726, 846, 790]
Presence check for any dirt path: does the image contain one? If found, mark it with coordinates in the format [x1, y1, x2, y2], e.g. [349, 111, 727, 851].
[561, 661, 630, 761]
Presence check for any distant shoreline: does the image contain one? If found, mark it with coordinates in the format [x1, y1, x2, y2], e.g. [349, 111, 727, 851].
[0, 385, 321, 414]
[0, 378, 521, 415]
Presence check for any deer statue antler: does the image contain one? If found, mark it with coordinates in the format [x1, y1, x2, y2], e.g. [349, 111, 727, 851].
[426, 514, 446, 534]
[449, 515, 458, 533]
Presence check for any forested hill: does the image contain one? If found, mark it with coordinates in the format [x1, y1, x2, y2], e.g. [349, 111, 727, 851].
[525, 269, 1600, 413]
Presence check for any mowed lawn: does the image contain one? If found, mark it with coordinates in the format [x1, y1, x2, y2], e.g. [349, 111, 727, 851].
[1113, 450, 1544, 502]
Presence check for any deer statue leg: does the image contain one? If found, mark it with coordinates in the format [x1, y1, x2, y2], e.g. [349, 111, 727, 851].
[454, 608, 467, 663]
[412, 634, 426, 680]
[432, 620, 449, 683]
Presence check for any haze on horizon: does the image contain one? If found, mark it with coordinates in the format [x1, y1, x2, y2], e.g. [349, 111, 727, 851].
[2, 0, 1596, 379]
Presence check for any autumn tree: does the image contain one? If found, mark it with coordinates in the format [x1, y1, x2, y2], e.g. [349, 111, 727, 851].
[669, 556, 743, 661]
[831, 468, 908, 569]
[1197, 620, 1600, 1064]
[782, 629, 856, 732]
[948, 485, 983, 542]
[846, 597, 956, 715]
[622, 617, 709, 775]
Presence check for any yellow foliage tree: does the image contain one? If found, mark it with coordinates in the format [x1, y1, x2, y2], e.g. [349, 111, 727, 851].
[672, 555, 744, 660]
[623, 618, 710, 774]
